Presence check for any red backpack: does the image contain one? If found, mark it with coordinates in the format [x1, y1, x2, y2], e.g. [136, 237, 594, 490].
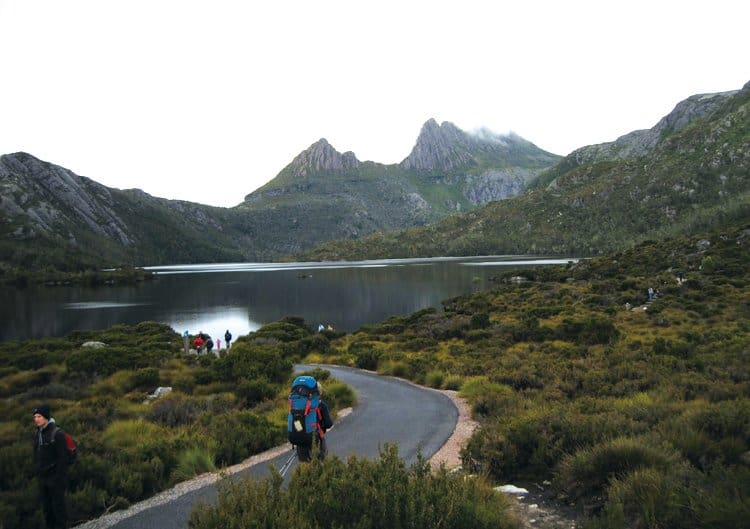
[50, 425, 78, 465]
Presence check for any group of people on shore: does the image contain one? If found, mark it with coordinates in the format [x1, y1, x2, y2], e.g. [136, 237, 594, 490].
[190, 329, 233, 354]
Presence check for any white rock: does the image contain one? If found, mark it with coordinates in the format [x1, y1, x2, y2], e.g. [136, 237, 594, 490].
[147, 386, 173, 400]
[495, 484, 529, 495]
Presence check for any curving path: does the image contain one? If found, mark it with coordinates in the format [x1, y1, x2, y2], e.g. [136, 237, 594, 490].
[76, 365, 458, 529]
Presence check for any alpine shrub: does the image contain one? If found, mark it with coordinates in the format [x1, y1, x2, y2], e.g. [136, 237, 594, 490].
[189, 445, 517, 529]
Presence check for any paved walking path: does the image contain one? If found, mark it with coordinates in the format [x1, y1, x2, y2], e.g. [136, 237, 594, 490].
[74, 365, 457, 529]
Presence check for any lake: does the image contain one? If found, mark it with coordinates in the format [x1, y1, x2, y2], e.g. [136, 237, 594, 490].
[0, 256, 576, 342]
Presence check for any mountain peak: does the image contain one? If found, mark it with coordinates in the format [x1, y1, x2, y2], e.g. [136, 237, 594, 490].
[400, 119, 475, 171]
[285, 138, 361, 177]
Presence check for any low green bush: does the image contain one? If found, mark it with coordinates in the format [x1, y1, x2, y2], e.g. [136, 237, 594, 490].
[348, 341, 383, 370]
[248, 320, 311, 344]
[425, 370, 446, 388]
[556, 436, 677, 504]
[460, 378, 515, 417]
[170, 446, 217, 483]
[189, 445, 518, 529]
[146, 393, 207, 427]
[321, 380, 356, 411]
[211, 344, 292, 385]
[596, 464, 696, 529]
[198, 410, 283, 467]
[470, 312, 491, 329]
[129, 367, 161, 391]
[378, 360, 412, 379]
[236, 378, 278, 406]
[443, 374, 463, 390]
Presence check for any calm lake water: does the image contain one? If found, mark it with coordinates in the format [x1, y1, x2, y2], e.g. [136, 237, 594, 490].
[0, 256, 576, 343]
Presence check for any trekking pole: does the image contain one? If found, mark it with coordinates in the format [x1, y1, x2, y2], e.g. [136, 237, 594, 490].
[278, 446, 297, 477]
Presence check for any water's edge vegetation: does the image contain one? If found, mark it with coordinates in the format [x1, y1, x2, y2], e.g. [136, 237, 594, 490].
[1, 222, 749, 529]
[2, 266, 154, 288]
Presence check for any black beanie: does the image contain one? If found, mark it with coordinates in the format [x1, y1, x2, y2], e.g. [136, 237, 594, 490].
[33, 404, 51, 420]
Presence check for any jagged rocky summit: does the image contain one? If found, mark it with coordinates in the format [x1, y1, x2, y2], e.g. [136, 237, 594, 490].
[285, 138, 361, 177]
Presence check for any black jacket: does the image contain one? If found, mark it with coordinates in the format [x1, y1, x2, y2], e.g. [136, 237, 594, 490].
[33, 421, 67, 480]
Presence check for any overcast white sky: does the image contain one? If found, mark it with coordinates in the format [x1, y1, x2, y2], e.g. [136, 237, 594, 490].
[1, 1, 747, 207]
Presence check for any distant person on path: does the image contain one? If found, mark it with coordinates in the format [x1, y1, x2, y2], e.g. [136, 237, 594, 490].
[224, 329, 232, 349]
[648, 287, 654, 301]
[33, 404, 68, 529]
[193, 335, 204, 353]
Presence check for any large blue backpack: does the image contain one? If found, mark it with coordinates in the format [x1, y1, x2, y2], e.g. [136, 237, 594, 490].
[287, 376, 322, 446]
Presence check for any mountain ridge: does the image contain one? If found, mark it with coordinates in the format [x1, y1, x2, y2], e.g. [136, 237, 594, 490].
[1, 119, 559, 271]
[2, 80, 747, 274]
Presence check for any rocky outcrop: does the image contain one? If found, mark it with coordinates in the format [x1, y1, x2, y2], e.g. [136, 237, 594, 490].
[400, 120, 560, 183]
[0, 152, 133, 245]
[400, 119, 477, 172]
[569, 89, 738, 165]
[284, 138, 361, 177]
[463, 169, 535, 206]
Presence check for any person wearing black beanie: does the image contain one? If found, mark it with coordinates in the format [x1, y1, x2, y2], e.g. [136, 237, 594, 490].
[33, 404, 68, 528]
[33, 404, 51, 420]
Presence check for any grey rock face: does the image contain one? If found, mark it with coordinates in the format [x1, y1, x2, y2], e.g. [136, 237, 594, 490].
[463, 169, 535, 205]
[399, 119, 559, 180]
[286, 138, 361, 177]
[1, 152, 133, 245]
[400, 119, 476, 171]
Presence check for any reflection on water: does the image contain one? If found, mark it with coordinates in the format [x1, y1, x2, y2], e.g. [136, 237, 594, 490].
[0, 256, 577, 342]
[168, 307, 256, 345]
[65, 302, 151, 310]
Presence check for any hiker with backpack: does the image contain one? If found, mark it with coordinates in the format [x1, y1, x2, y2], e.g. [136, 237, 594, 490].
[193, 334, 204, 353]
[33, 403, 73, 529]
[287, 376, 333, 462]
